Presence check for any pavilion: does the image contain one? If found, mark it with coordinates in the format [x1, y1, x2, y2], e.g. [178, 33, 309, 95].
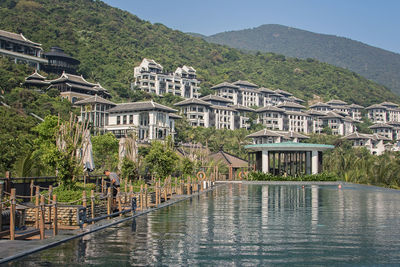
[245, 142, 334, 175]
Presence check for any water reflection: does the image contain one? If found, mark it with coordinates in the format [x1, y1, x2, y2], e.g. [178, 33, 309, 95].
[9, 184, 400, 266]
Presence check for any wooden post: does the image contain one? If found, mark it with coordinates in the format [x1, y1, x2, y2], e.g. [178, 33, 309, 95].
[53, 195, 58, 236]
[187, 179, 191, 195]
[107, 187, 111, 219]
[144, 184, 148, 209]
[39, 195, 45, 240]
[48, 185, 53, 223]
[35, 186, 40, 229]
[117, 188, 122, 216]
[90, 190, 95, 224]
[5, 171, 11, 193]
[129, 185, 133, 205]
[140, 185, 143, 211]
[10, 188, 16, 241]
[30, 179, 34, 202]
[124, 182, 128, 204]
[82, 191, 87, 227]
[155, 182, 158, 206]
[0, 186, 2, 231]
[101, 178, 105, 194]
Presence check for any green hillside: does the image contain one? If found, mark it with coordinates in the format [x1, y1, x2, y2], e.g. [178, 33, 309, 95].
[204, 24, 400, 96]
[0, 1, 399, 106]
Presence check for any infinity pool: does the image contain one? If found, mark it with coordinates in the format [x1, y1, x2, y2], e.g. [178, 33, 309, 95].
[9, 183, 400, 266]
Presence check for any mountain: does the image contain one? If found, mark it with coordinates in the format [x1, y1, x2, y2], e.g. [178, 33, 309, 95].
[203, 24, 400, 96]
[0, 1, 399, 106]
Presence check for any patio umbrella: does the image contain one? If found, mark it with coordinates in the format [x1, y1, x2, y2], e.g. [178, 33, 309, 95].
[82, 130, 95, 172]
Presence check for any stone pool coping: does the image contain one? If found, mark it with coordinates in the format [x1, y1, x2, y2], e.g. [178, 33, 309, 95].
[0, 184, 219, 264]
[216, 181, 347, 185]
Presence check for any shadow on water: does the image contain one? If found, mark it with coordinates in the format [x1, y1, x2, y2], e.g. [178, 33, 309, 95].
[7, 184, 400, 266]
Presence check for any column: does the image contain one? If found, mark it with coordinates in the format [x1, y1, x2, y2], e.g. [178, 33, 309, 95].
[262, 150, 269, 173]
[311, 150, 319, 174]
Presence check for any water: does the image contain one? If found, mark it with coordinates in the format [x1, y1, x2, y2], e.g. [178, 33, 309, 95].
[9, 184, 400, 266]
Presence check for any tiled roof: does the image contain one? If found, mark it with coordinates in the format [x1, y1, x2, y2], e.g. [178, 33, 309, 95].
[247, 129, 284, 138]
[210, 105, 236, 111]
[200, 94, 234, 103]
[228, 104, 255, 112]
[282, 131, 310, 139]
[25, 70, 46, 81]
[74, 95, 116, 106]
[288, 96, 305, 103]
[365, 104, 387, 110]
[348, 103, 364, 109]
[258, 87, 275, 94]
[108, 101, 177, 113]
[284, 110, 309, 116]
[232, 80, 258, 88]
[277, 101, 306, 109]
[208, 150, 248, 168]
[275, 89, 293, 96]
[50, 72, 97, 87]
[168, 113, 182, 119]
[210, 82, 239, 90]
[369, 123, 393, 129]
[255, 105, 285, 113]
[174, 98, 212, 106]
[323, 111, 344, 119]
[0, 29, 41, 47]
[342, 132, 391, 141]
[326, 99, 347, 105]
[309, 102, 330, 108]
[380, 101, 399, 107]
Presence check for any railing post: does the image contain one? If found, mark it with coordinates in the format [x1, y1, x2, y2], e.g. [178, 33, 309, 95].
[117, 188, 122, 216]
[30, 179, 34, 202]
[10, 188, 16, 240]
[0, 186, 2, 231]
[124, 182, 128, 204]
[140, 185, 143, 211]
[90, 190, 95, 224]
[101, 178, 105, 194]
[48, 185, 53, 223]
[35, 186, 40, 229]
[107, 187, 111, 219]
[82, 191, 87, 227]
[53, 195, 58, 236]
[144, 184, 148, 209]
[39, 195, 45, 240]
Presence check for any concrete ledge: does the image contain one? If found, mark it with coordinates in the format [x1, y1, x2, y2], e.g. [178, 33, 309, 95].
[0, 184, 219, 264]
[216, 180, 346, 185]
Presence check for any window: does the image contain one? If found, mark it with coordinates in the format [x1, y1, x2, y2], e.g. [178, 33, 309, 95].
[117, 116, 120, 125]
[123, 115, 127, 124]
[129, 115, 133, 124]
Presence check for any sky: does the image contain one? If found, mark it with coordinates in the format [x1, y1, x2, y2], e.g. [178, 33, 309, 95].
[103, 0, 400, 54]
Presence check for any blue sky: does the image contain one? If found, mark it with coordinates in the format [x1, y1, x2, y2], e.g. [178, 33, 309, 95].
[103, 0, 400, 54]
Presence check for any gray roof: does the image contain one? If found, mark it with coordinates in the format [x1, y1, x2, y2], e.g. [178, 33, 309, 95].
[0, 29, 41, 47]
[282, 131, 310, 139]
[323, 111, 344, 119]
[369, 123, 393, 129]
[50, 72, 97, 87]
[277, 101, 306, 109]
[305, 110, 327, 117]
[288, 96, 305, 103]
[275, 89, 293, 96]
[380, 101, 399, 107]
[309, 102, 330, 108]
[256, 105, 286, 113]
[25, 71, 46, 81]
[284, 110, 309, 117]
[174, 98, 212, 106]
[228, 104, 255, 112]
[200, 94, 234, 103]
[108, 101, 177, 113]
[258, 87, 276, 94]
[365, 104, 387, 110]
[326, 99, 347, 105]
[342, 132, 391, 141]
[74, 95, 116, 106]
[210, 105, 236, 111]
[348, 103, 364, 109]
[210, 82, 239, 90]
[247, 129, 284, 138]
[232, 80, 258, 88]
[168, 113, 182, 119]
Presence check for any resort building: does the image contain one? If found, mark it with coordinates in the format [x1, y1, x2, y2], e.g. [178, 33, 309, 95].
[42, 46, 80, 74]
[365, 102, 400, 123]
[256, 105, 287, 131]
[23, 70, 50, 88]
[368, 123, 394, 140]
[173, 98, 211, 127]
[133, 58, 200, 98]
[75, 95, 116, 132]
[245, 131, 334, 175]
[47, 72, 111, 103]
[326, 99, 350, 114]
[342, 132, 391, 155]
[309, 102, 332, 113]
[0, 29, 47, 70]
[387, 121, 400, 140]
[348, 104, 364, 121]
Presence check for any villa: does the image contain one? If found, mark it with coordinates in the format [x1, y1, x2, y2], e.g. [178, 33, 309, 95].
[133, 58, 200, 98]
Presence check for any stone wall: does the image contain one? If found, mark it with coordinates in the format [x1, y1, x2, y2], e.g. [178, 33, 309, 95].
[25, 205, 82, 226]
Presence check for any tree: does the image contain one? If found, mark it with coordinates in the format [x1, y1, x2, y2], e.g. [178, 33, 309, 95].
[92, 132, 119, 172]
[144, 139, 178, 179]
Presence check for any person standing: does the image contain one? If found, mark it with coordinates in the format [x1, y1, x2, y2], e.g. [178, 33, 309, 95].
[104, 170, 120, 209]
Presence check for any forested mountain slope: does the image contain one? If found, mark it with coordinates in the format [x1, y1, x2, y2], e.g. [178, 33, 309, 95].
[204, 24, 400, 96]
[0, 0, 399, 106]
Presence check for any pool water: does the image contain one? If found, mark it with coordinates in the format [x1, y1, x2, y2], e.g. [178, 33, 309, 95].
[9, 184, 400, 266]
